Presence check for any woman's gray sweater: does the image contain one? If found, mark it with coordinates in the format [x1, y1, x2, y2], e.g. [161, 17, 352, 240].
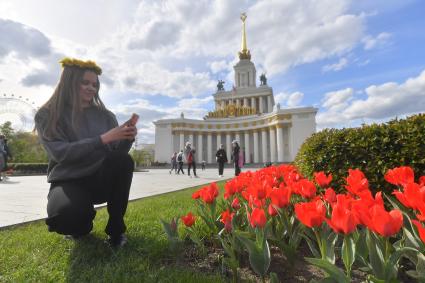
[34, 106, 133, 182]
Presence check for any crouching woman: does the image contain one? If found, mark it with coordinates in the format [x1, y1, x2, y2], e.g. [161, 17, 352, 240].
[34, 58, 138, 247]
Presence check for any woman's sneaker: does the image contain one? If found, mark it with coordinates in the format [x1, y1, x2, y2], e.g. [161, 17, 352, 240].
[107, 234, 127, 248]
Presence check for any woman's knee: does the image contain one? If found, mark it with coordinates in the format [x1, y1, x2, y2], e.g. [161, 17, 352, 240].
[46, 184, 95, 234]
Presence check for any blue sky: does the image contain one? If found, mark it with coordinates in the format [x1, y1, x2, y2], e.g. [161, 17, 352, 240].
[0, 0, 424, 143]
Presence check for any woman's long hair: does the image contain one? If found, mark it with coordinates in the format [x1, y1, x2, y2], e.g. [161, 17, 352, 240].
[38, 66, 106, 139]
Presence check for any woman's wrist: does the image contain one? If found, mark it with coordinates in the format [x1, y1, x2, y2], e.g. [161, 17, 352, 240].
[100, 134, 110, 144]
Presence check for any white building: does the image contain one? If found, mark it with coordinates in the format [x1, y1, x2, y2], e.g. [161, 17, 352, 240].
[154, 14, 317, 164]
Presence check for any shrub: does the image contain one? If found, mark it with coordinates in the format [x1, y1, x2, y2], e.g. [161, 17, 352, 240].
[8, 163, 48, 174]
[294, 113, 425, 194]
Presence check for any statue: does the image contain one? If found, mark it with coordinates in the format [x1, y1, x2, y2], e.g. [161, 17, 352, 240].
[260, 73, 267, 86]
[217, 80, 225, 91]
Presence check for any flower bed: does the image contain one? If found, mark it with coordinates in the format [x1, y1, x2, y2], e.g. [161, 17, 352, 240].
[163, 165, 425, 282]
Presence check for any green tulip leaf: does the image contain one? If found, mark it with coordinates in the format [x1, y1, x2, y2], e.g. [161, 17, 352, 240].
[236, 232, 271, 277]
[342, 235, 356, 277]
[305, 257, 349, 283]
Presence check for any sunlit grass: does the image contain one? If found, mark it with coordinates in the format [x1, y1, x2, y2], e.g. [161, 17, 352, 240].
[0, 182, 228, 283]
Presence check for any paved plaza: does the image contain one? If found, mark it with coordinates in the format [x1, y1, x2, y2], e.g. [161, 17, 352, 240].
[0, 168, 248, 229]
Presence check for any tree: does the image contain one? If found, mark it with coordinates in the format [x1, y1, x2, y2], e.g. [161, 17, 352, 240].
[0, 121, 48, 163]
[130, 148, 154, 167]
[0, 121, 14, 139]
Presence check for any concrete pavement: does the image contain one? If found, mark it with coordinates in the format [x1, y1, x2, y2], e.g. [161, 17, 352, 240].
[0, 168, 247, 228]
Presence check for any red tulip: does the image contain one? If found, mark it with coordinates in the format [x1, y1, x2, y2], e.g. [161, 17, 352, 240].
[221, 209, 235, 232]
[392, 182, 422, 209]
[363, 205, 403, 237]
[199, 183, 219, 204]
[246, 182, 269, 200]
[385, 166, 415, 188]
[419, 176, 425, 187]
[231, 197, 241, 210]
[192, 190, 201, 199]
[269, 187, 291, 208]
[345, 169, 370, 197]
[326, 194, 358, 234]
[268, 204, 278, 217]
[224, 181, 237, 199]
[294, 179, 317, 199]
[314, 171, 332, 187]
[248, 207, 267, 228]
[412, 220, 425, 244]
[181, 212, 196, 227]
[295, 199, 326, 228]
[324, 188, 337, 204]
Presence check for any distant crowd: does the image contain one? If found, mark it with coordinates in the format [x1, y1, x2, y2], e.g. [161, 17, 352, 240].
[169, 140, 244, 178]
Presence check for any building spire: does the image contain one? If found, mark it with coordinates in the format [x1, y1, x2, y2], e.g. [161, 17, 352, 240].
[238, 12, 251, 60]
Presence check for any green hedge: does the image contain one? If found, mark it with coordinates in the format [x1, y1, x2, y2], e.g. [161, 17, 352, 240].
[294, 113, 425, 194]
[8, 163, 48, 174]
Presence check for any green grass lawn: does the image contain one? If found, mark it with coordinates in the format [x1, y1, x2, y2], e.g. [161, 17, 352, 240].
[0, 182, 228, 283]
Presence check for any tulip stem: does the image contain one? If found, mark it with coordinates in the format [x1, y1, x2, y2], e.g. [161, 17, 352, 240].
[384, 236, 390, 263]
[314, 229, 324, 259]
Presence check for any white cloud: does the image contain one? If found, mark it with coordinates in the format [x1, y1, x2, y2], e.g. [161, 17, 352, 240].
[322, 57, 348, 72]
[275, 91, 304, 108]
[317, 70, 425, 128]
[322, 88, 353, 109]
[208, 60, 230, 74]
[362, 32, 391, 50]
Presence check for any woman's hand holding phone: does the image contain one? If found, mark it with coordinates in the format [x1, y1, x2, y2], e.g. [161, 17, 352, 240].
[101, 113, 139, 144]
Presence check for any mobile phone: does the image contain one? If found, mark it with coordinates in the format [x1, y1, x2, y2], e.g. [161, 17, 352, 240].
[129, 113, 139, 126]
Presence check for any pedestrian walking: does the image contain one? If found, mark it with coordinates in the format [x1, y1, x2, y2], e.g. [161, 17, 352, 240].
[169, 152, 177, 174]
[215, 144, 227, 177]
[186, 146, 198, 178]
[201, 160, 206, 171]
[176, 150, 184, 174]
[232, 140, 241, 176]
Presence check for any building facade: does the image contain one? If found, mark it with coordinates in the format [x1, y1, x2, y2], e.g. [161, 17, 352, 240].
[154, 14, 317, 164]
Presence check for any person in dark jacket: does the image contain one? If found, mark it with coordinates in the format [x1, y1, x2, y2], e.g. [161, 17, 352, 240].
[34, 58, 137, 247]
[186, 145, 198, 178]
[232, 140, 241, 176]
[176, 150, 184, 174]
[215, 144, 227, 177]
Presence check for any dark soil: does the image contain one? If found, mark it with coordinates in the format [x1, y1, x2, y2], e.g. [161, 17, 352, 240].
[162, 240, 415, 282]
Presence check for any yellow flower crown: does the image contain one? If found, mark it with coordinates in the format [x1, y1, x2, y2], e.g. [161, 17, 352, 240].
[59, 57, 102, 75]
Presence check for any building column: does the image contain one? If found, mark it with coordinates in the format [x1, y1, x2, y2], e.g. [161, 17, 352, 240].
[216, 134, 222, 151]
[276, 125, 284, 162]
[259, 96, 264, 113]
[269, 127, 276, 163]
[226, 132, 232, 164]
[244, 131, 250, 163]
[235, 133, 240, 144]
[243, 98, 249, 107]
[267, 95, 273, 112]
[236, 99, 241, 107]
[207, 133, 212, 163]
[188, 133, 194, 145]
[251, 97, 257, 113]
[197, 133, 203, 162]
[179, 132, 184, 151]
[253, 130, 259, 163]
[261, 129, 268, 163]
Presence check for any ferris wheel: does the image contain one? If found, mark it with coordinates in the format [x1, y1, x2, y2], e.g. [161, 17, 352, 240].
[0, 94, 38, 132]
